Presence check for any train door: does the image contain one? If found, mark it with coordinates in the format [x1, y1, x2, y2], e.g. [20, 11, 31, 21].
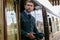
[3, 0, 20, 40]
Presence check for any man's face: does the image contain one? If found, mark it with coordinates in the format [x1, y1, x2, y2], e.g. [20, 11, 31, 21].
[25, 2, 34, 13]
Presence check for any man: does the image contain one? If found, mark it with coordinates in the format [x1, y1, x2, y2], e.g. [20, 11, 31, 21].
[21, 0, 42, 40]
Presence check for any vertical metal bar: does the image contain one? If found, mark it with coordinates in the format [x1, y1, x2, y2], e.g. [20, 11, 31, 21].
[42, 6, 49, 40]
[3, 0, 7, 40]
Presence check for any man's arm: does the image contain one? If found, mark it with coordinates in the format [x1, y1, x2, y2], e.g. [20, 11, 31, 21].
[21, 29, 27, 36]
[20, 13, 27, 36]
[33, 24, 39, 33]
[20, 13, 36, 39]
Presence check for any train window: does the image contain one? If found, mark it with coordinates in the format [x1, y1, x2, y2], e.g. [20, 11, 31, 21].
[52, 17, 54, 21]
[5, 0, 19, 40]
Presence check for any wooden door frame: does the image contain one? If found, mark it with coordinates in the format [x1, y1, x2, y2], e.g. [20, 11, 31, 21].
[15, 0, 21, 40]
[3, 0, 7, 40]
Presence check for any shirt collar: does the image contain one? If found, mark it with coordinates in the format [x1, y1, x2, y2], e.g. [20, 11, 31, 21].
[24, 10, 31, 15]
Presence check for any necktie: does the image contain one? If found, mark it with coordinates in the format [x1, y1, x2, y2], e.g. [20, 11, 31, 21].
[28, 14, 31, 18]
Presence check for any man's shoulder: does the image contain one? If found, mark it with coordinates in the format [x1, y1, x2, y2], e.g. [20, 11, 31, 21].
[31, 16, 35, 18]
[31, 15, 35, 20]
[20, 11, 25, 17]
[21, 11, 25, 15]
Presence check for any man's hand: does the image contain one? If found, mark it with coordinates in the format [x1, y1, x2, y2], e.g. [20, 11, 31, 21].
[26, 33, 35, 39]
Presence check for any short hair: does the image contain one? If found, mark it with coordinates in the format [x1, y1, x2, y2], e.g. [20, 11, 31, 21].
[24, 0, 35, 7]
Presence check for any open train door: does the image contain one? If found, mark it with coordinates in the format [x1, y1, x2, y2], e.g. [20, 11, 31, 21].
[3, 0, 20, 40]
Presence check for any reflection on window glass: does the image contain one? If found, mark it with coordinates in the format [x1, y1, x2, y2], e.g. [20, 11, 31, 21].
[5, 0, 19, 40]
[6, 10, 16, 25]
[5, 10, 18, 40]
